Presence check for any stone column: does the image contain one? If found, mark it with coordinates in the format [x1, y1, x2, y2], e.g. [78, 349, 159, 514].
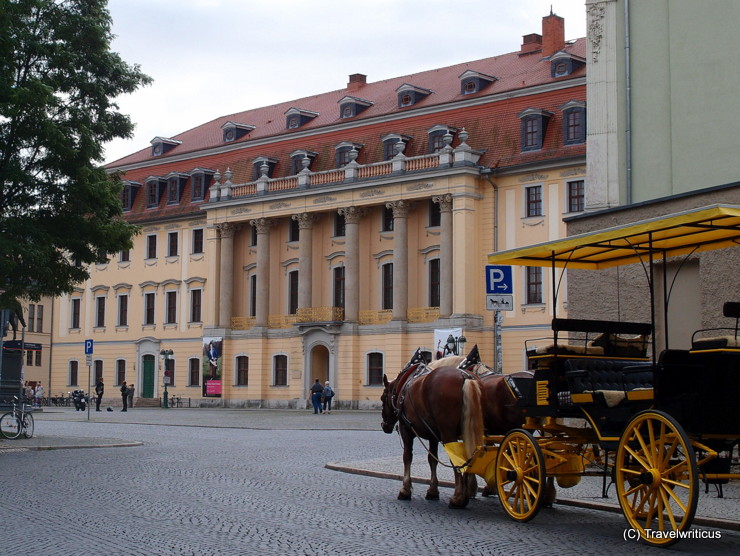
[216, 222, 239, 328]
[433, 194, 453, 317]
[250, 218, 273, 327]
[338, 206, 365, 322]
[386, 200, 411, 321]
[292, 213, 318, 311]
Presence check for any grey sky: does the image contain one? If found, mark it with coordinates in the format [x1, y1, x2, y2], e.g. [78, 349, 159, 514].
[104, 0, 587, 164]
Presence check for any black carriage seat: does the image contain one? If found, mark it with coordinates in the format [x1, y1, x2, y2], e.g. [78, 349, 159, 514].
[691, 301, 740, 350]
[551, 318, 652, 358]
[564, 358, 653, 408]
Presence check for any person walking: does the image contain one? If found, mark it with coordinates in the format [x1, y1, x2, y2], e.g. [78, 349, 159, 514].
[127, 383, 135, 409]
[120, 381, 128, 412]
[322, 381, 335, 414]
[309, 378, 324, 414]
[34, 382, 44, 407]
[94, 377, 104, 411]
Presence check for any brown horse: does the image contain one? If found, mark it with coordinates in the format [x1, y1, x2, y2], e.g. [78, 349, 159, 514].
[381, 350, 485, 508]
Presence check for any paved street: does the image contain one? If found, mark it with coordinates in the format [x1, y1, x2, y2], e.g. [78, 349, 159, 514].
[0, 408, 738, 555]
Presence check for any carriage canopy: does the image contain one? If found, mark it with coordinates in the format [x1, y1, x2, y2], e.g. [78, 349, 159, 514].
[487, 204, 740, 269]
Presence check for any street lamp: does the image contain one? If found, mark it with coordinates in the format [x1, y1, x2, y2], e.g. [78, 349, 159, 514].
[445, 333, 467, 356]
[160, 349, 173, 409]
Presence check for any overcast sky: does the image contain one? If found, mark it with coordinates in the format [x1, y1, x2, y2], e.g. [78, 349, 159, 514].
[104, 0, 587, 164]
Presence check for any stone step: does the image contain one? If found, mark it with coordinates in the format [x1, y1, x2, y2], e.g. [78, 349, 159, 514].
[133, 397, 161, 408]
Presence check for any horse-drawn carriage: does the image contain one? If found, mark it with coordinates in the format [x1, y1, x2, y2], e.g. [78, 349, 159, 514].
[382, 205, 740, 547]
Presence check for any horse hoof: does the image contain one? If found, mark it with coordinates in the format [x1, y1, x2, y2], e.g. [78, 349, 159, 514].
[397, 492, 412, 501]
[425, 492, 440, 501]
[448, 499, 469, 509]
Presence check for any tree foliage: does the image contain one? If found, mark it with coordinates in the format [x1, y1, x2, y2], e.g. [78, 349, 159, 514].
[0, 0, 151, 308]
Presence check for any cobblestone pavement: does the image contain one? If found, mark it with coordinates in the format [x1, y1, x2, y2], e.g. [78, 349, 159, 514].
[0, 408, 738, 555]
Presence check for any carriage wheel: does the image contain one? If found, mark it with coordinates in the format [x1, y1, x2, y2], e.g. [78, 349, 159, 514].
[495, 429, 546, 523]
[615, 410, 698, 547]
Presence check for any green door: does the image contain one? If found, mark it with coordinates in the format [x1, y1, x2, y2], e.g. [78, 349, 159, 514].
[142, 355, 155, 398]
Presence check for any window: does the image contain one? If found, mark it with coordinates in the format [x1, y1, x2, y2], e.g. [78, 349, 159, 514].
[333, 266, 345, 309]
[146, 235, 157, 259]
[34, 351, 41, 366]
[120, 249, 130, 263]
[236, 356, 248, 386]
[428, 199, 441, 227]
[523, 117, 540, 150]
[382, 263, 393, 310]
[121, 183, 133, 210]
[118, 294, 128, 327]
[192, 173, 205, 201]
[144, 293, 155, 325]
[94, 360, 103, 384]
[429, 131, 447, 153]
[336, 146, 353, 167]
[288, 271, 298, 315]
[284, 108, 318, 130]
[95, 296, 106, 328]
[26, 350, 33, 366]
[518, 109, 552, 152]
[383, 139, 399, 161]
[526, 266, 543, 305]
[165, 291, 177, 324]
[525, 185, 543, 217]
[69, 361, 78, 386]
[28, 304, 35, 332]
[71, 298, 81, 329]
[273, 354, 287, 386]
[381, 206, 394, 232]
[249, 226, 258, 247]
[563, 106, 586, 145]
[395, 84, 431, 108]
[115, 359, 126, 385]
[221, 122, 254, 143]
[35, 305, 43, 332]
[334, 212, 346, 237]
[252, 157, 277, 180]
[167, 231, 179, 257]
[167, 176, 179, 204]
[429, 259, 440, 307]
[189, 358, 200, 386]
[146, 180, 160, 208]
[190, 289, 202, 323]
[288, 219, 300, 243]
[459, 70, 497, 95]
[249, 275, 257, 317]
[368, 352, 384, 386]
[568, 180, 585, 213]
[192, 229, 204, 254]
[338, 96, 372, 119]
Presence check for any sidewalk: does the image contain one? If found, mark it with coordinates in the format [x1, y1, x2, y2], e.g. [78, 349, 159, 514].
[4, 406, 738, 531]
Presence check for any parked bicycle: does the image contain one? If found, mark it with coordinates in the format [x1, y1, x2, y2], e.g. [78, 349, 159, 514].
[0, 396, 35, 439]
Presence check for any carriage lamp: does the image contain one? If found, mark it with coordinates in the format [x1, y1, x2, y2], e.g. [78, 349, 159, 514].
[446, 334, 468, 356]
[160, 349, 173, 409]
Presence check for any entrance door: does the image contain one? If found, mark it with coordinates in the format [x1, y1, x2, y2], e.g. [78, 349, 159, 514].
[310, 344, 330, 384]
[142, 355, 155, 398]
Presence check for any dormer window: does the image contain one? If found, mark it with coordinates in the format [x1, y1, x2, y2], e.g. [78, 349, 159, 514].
[427, 125, 457, 153]
[284, 108, 319, 130]
[560, 101, 586, 145]
[145, 177, 166, 208]
[189, 168, 214, 201]
[221, 121, 255, 143]
[337, 96, 373, 119]
[381, 133, 411, 160]
[549, 52, 586, 78]
[166, 173, 188, 205]
[290, 150, 317, 175]
[150, 137, 181, 157]
[335, 142, 363, 168]
[121, 181, 141, 211]
[458, 70, 497, 95]
[518, 108, 553, 152]
[252, 156, 278, 180]
[395, 83, 432, 108]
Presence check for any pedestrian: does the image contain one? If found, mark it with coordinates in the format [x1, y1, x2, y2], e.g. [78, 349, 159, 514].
[120, 381, 128, 412]
[25, 382, 33, 403]
[34, 382, 44, 407]
[322, 381, 335, 414]
[309, 378, 324, 414]
[95, 377, 104, 411]
[127, 383, 135, 409]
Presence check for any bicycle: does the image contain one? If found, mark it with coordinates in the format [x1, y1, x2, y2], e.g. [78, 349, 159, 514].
[0, 396, 35, 439]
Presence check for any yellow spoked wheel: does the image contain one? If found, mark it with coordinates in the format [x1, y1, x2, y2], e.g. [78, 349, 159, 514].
[616, 410, 698, 547]
[495, 429, 546, 522]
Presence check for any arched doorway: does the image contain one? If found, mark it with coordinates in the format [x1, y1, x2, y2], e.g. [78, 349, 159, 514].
[309, 344, 330, 386]
[141, 354, 156, 398]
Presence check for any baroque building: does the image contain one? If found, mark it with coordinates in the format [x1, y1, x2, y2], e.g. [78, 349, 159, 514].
[48, 13, 587, 408]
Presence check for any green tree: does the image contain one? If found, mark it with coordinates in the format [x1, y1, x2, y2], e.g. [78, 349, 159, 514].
[0, 0, 151, 309]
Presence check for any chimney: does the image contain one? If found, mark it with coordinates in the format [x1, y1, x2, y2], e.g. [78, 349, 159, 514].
[520, 33, 542, 54]
[348, 73, 367, 92]
[542, 12, 565, 57]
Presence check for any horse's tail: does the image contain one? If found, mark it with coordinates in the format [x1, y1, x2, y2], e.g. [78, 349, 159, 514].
[461, 378, 484, 459]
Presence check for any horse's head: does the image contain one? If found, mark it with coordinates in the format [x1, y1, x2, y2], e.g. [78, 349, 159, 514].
[380, 374, 397, 433]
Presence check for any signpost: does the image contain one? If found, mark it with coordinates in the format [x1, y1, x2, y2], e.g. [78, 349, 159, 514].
[85, 339, 93, 421]
[485, 265, 514, 311]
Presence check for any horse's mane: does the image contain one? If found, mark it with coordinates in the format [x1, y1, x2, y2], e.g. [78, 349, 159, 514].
[428, 355, 464, 369]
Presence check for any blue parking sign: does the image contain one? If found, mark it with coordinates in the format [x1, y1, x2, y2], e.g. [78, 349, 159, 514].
[84, 339, 94, 355]
[485, 265, 513, 294]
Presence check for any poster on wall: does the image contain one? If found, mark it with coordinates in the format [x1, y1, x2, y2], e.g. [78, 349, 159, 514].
[433, 328, 463, 359]
[202, 337, 222, 397]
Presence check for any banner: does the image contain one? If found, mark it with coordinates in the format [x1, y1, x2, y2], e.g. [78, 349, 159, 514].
[433, 328, 463, 359]
[202, 337, 222, 397]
